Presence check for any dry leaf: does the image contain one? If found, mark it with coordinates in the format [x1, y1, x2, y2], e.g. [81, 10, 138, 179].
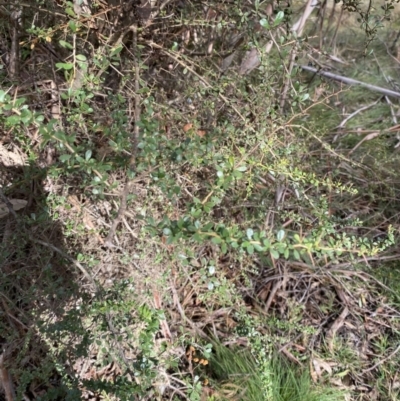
[206, 7, 218, 20]
[0, 144, 27, 167]
[183, 123, 193, 132]
[221, 51, 237, 72]
[0, 199, 28, 219]
[197, 130, 206, 137]
[239, 48, 260, 75]
[326, 307, 349, 352]
[312, 357, 335, 380]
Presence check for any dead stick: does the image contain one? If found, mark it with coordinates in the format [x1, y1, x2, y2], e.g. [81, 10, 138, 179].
[280, 45, 298, 112]
[0, 351, 16, 401]
[298, 64, 400, 99]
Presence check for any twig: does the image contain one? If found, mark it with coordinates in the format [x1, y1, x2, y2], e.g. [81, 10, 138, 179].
[329, 5, 343, 49]
[279, 44, 298, 112]
[170, 278, 207, 338]
[362, 344, 400, 374]
[32, 239, 97, 290]
[9, 4, 20, 80]
[349, 131, 380, 155]
[146, 0, 175, 23]
[0, 350, 16, 401]
[292, 0, 319, 36]
[105, 24, 141, 248]
[326, 307, 349, 352]
[298, 64, 400, 99]
[336, 99, 381, 129]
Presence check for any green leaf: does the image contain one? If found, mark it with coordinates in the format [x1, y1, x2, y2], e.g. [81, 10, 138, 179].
[263, 238, 271, 249]
[203, 222, 213, 231]
[301, 93, 310, 102]
[20, 109, 32, 124]
[270, 249, 279, 259]
[111, 45, 123, 57]
[246, 228, 254, 239]
[172, 185, 181, 195]
[0, 90, 7, 103]
[59, 154, 71, 162]
[259, 18, 270, 29]
[66, 7, 76, 17]
[193, 233, 203, 242]
[6, 115, 20, 125]
[56, 62, 74, 70]
[68, 20, 77, 32]
[277, 229, 285, 242]
[211, 236, 222, 244]
[254, 244, 265, 252]
[233, 170, 243, 179]
[236, 165, 247, 172]
[85, 149, 92, 161]
[221, 242, 228, 254]
[163, 228, 172, 236]
[76, 54, 87, 62]
[246, 244, 254, 255]
[273, 11, 285, 26]
[293, 249, 300, 260]
[59, 40, 73, 49]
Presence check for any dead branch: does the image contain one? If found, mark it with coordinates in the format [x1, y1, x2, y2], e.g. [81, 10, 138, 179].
[298, 64, 400, 99]
[0, 350, 16, 401]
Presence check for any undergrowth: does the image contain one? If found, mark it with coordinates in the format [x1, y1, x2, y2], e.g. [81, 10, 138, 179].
[1, 1, 400, 401]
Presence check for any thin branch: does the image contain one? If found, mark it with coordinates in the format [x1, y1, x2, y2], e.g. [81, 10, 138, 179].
[362, 344, 400, 374]
[0, 350, 16, 401]
[336, 99, 381, 129]
[32, 239, 98, 290]
[298, 64, 400, 99]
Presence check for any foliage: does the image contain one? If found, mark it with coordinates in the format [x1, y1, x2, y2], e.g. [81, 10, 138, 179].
[1, 1, 400, 401]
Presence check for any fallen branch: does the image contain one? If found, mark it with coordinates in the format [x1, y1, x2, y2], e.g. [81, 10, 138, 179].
[298, 64, 400, 99]
[0, 350, 16, 401]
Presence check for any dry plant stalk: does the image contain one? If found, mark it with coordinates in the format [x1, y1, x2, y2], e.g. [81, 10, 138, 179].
[0, 350, 16, 401]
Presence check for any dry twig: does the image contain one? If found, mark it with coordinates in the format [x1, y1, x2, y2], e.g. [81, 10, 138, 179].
[0, 350, 16, 401]
[298, 65, 400, 99]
